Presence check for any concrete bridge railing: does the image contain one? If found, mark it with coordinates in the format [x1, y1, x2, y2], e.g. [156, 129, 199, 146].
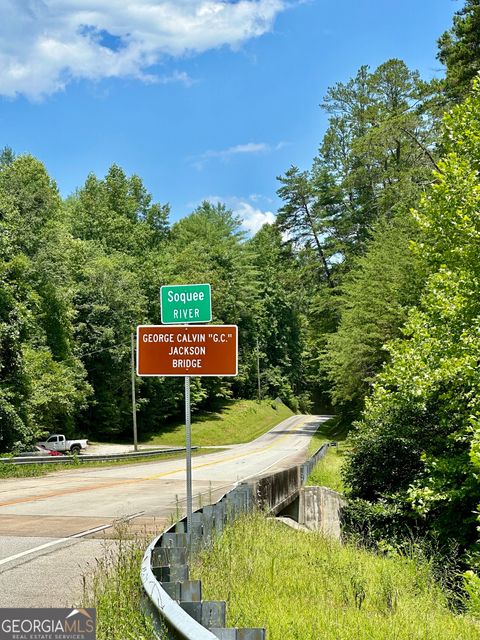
[140, 443, 329, 639]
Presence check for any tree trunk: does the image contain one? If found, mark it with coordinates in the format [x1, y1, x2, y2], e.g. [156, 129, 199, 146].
[302, 197, 334, 288]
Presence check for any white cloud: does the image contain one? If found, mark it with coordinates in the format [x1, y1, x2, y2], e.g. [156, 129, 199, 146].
[191, 140, 286, 169]
[215, 142, 270, 156]
[156, 70, 197, 86]
[0, 0, 288, 100]
[203, 195, 275, 235]
[235, 201, 275, 234]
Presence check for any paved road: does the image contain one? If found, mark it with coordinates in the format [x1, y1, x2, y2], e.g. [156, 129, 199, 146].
[0, 414, 328, 607]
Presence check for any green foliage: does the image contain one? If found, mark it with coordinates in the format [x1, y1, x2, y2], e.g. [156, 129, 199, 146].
[316, 59, 439, 260]
[275, 60, 440, 416]
[324, 212, 427, 413]
[81, 524, 162, 640]
[464, 571, 480, 616]
[73, 251, 147, 436]
[306, 446, 345, 493]
[276, 166, 337, 287]
[23, 346, 89, 436]
[0, 390, 30, 453]
[245, 224, 308, 406]
[0, 160, 310, 451]
[0, 157, 90, 451]
[61, 166, 171, 438]
[65, 164, 168, 255]
[192, 512, 480, 639]
[343, 81, 480, 591]
[0, 155, 61, 255]
[438, 0, 480, 101]
[0, 146, 15, 167]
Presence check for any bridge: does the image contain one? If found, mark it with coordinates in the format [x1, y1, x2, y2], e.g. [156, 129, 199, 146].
[141, 442, 340, 639]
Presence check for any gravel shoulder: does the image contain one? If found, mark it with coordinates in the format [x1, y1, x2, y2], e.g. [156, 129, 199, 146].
[85, 443, 178, 456]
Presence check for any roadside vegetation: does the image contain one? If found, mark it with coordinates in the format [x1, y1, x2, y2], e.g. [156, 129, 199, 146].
[1, 0, 480, 614]
[81, 522, 160, 640]
[306, 446, 345, 493]
[144, 399, 293, 447]
[192, 512, 480, 640]
[306, 417, 347, 493]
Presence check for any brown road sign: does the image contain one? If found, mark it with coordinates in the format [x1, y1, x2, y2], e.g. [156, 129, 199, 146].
[136, 325, 238, 377]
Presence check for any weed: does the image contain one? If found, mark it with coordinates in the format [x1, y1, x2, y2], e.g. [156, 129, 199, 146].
[80, 521, 165, 640]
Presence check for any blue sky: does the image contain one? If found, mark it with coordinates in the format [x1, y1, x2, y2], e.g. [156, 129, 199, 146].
[0, 0, 457, 233]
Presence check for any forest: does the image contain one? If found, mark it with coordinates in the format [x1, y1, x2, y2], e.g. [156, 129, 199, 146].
[1, 0, 480, 610]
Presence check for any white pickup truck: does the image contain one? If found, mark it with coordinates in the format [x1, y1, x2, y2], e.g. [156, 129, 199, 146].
[37, 434, 89, 455]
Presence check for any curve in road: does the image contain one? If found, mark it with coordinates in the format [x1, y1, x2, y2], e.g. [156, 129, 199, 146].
[0, 414, 329, 607]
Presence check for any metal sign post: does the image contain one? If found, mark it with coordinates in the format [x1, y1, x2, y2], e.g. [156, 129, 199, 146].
[136, 284, 238, 535]
[184, 375, 193, 532]
[131, 332, 138, 452]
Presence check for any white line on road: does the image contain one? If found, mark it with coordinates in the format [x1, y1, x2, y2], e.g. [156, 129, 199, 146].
[0, 511, 145, 567]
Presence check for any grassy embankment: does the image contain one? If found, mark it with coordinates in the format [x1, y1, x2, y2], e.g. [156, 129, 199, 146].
[144, 398, 293, 447]
[192, 512, 480, 640]
[306, 415, 348, 493]
[0, 399, 293, 479]
[189, 418, 479, 637]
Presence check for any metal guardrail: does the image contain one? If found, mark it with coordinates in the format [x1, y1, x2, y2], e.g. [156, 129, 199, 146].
[300, 442, 329, 484]
[141, 443, 329, 639]
[0, 447, 196, 465]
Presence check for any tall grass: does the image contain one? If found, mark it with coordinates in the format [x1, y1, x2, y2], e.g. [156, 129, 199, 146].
[81, 523, 162, 640]
[192, 512, 480, 640]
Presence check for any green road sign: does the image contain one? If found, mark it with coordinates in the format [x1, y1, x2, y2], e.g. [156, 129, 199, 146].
[160, 283, 212, 324]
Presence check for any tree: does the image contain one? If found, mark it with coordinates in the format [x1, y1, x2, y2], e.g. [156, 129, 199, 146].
[315, 59, 439, 260]
[276, 166, 338, 288]
[60, 165, 170, 438]
[0, 146, 15, 168]
[0, 158, 90, 450]
[246, 224, 307, 408]
[324, 212, 427, 415]
[0, 155, 61, 255]
[276, 60, 439, 415]
[0, 192, 31, 450]
[343, 81, 480, 579]
[438, 0, 480, 101]
[73, 250, 147, 437]
[65, 164, 169, 255]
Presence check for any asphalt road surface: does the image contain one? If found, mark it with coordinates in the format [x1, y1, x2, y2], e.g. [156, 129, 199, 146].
[0, 414, 328, 607]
